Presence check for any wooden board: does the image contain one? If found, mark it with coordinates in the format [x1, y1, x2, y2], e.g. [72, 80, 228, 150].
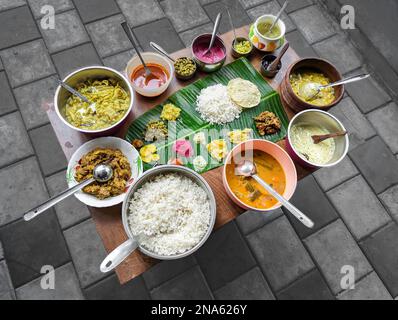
[47, 25, 313, 284]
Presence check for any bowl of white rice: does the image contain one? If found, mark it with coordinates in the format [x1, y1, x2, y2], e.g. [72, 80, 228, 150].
[100, 165, 216, 272]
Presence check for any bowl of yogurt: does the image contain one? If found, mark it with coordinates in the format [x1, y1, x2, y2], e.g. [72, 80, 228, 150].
[192, 34, 227, 73]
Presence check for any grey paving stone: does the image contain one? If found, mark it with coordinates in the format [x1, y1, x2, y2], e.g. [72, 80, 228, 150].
[116, 0, 164, 27]
[40, 10, 89, 53]
[349, 136, 398, 194]
[327, 175, 391, 240]
[0, 112, 33, 168]
[247, 0, 295, 33]
[86, 14, 134, 58]
[179, 23, 213, 47]
[52, 43, 102, 79]
[64, 219, 108, 287]
[29, 124, 67, 176]
[0, 157, 48, 226]
[74, 0, 120, 23]
[329, 97, 376, 150]
[239, 0, 267, 9]
[0, 0, 25, 11]
[214, 267, 275, 300]
[236, 208, 283, 235]
[368, 102, 398, 154]
[0, 210, 70, 288]
[285, 175, 338, 239]
[151, 266, 213, 300]
[102, 49, 136, 72]
[285, 30, 318, 58]
[289, 5, 336, 44]
[0, 260, 15, 300]
[205, 0, 251, 35]
[0, 241, 3, 260]
[143, 255, 196, 290]
[15, 263, 84, 300]
[133, 18, 185, 53]
[313, 34, 363, 74]
[304, 219, 372, 294]
[337, 271, 392, 300]
[85, 274, 150, 300]
[247, 216, 314, 291]
[161, 0, 209, 33]
[0, 6, 40, 50]
[0, 57, 3, 70]
[0, 39, 55, 87]
[277, 0, 312, 13]
[360, 223, 398, 297]
[45, 170, 91, 229]
[13, 76, 55, 129]
[379, 185, 398, 223]
[276, 269, 334, 300]
[345, 69, 391, 113]
[195, 221, 256, 291]
[27, 0, 73, 18]
[313, 157, 359, 191]
[0, 71, 17, 116]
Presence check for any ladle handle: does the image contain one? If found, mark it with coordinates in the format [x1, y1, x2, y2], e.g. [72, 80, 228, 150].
[100, 239, 139, 273]
[268, 0, 288, 32]
[121, 21, 149, 71]
[23, 178, 95, 222]
[207, 13, 222, 51]
[251, 175, 314, 229]
[323, 73, 370, 89]
[56, 79, 90, 103]
[268, 42, 289, 71]
[150, 42, 175, 63]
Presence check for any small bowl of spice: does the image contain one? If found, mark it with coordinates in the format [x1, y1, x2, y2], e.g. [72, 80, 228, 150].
[174, 57, 197, 80]
[231, 37, 253, 58]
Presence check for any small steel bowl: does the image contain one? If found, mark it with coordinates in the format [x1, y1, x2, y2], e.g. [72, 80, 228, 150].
[192, 34, 226, 73]
[174, 56, 197, 81]
[261, 54, 282, 78]
[54, 66, 133, 136]
[121, 165, 217, 260]
[231, 37, 253, 59]
[286, 109, 349, 169]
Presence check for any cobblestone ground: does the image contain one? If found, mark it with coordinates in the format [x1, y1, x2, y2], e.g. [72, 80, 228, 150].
[0, 0, 397, 300]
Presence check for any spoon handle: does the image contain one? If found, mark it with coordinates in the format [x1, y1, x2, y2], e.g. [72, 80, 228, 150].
[121, 22, 149, 71]
[150, 42, 175, 63]
[226, 9, 237, 44]
[23, 178, 95, 222]
[268, 42, 289, 71]
[251, 175, 314, 229]
[100, 238, 139, 273]
[207, 13, 222, 52]
[57, 79, 90, 103]
[268, 0, 288, 32]
[312, 131, 347, 144]
[323, 73, 370, 89]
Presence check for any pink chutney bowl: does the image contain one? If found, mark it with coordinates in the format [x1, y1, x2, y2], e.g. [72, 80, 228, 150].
[222, 139, 297, 212]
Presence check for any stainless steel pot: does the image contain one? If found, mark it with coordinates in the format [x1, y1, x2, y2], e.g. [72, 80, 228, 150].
[191, 34, 227, 73]
[100, 165, 217, 273]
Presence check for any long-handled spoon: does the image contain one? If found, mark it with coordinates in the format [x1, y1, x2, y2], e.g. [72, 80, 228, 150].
[121, 21, 159, 85]
[266, 0, 288, 35]
[23, 164, 113, 221]
[150, 42, 175, 63]
[226, 9, 237, 46]
[57, 79, 96, 113]
[267, 42, 289, 72]
[299, 73, 370, 101]
[203, 12, 222, 56]
[235, 160, 314, 229]
[312, 131, 347, 144]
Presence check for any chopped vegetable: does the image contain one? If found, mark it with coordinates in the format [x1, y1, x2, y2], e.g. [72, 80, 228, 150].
[172, 140, 193, 158]
[132, 139, 144, 149]
[174, 57, 196, 77]
[254, 111, 281, 136]
[207, 139, 228, 162]
[193, 132, 206, 145]
[144, 120, 168, 142]
[140, 144, 160, 163]
[234, 40, 251, 54]
[161, 103, 181, 121]
[228, 129, 253, 144]
[193, 156, 207, 172]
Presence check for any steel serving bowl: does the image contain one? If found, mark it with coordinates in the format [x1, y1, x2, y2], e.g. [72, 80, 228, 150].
[286, 109, 349, 169]
[100, 165, 217, 273]
[192, 34, 226, 73]
[54, 66, 134, 136]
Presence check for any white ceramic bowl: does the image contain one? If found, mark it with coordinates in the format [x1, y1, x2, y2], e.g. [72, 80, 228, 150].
[125, 52, 174, 97]
[66, 137, 143, 208]
[249, 14, 286, 52]
[54, 66, 134, 135]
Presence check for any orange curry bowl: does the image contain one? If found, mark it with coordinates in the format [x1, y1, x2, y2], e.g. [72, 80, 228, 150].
[222, 139, 297, 213]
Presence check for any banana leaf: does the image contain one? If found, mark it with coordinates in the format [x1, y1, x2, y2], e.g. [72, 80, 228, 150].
[125, 57, 289, 172]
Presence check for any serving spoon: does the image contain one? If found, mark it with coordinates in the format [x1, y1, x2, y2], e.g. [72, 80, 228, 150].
[23, 164, 113, 222]
[299, 73, 370, 101]
[312, 131, 347, 144]
[121, 21, 159, 85]
[235, 160, 314, 229]
[267, 42, 289, 72]
[150, 42, 176, 63]
[57, 79, 96, 113]
[266, 0, 288, 35]
[203, 12, 222, 56]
